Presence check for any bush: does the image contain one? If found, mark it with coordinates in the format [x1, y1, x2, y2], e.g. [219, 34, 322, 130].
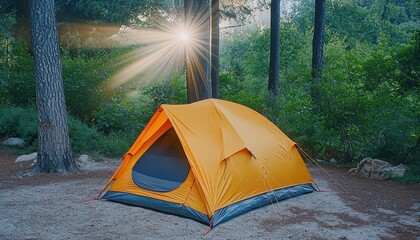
[398, 164, 420, 184]
[0, 106, 38, 145]
[0, 106, 130, 157]
[95, 131, 131, 157]
[0, 39, 35, 106]
[94, 75, 187, 139]
[62, 46, 135, 121]
[69, 116, 130, 157]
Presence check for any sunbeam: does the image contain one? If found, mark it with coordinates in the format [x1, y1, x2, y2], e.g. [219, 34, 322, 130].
[105, 17, 200, 90]
[105, 5, 213, 99]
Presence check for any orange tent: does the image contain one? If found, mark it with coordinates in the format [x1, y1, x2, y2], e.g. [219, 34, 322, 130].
[100, 99, 315, 227]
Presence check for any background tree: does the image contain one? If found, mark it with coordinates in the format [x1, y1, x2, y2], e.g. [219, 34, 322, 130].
[311, 0, 326, 102]
[8, 0, 173, 47]
[184, 0, 212, 103]
[268, 0, 280, 96]
[211, 0, 220, 98]
[29, 0, 77, 173]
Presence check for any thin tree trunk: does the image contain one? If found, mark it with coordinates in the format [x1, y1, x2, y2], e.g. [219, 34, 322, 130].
[311, 0, 326, 83]
[211, 0, 220, 99]
[311, 0, 326, 105]
[29, 0, 77, 173]
[268, 0, 280, 96]
[184, 0, 212, 103]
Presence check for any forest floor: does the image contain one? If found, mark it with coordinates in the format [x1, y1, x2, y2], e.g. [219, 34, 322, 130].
[0, 151, 419, 240]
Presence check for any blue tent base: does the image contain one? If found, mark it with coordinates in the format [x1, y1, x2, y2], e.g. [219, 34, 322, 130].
[102, 191, 210, 224]
[102, 183, 315, 227]
[212, 183, 316, 226]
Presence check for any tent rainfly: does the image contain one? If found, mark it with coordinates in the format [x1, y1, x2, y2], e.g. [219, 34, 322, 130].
[99, 99, 315, 228]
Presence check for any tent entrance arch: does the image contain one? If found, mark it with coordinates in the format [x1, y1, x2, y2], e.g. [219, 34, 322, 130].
[132, 128, 190, 192]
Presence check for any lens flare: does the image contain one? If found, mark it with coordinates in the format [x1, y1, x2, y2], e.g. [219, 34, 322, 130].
[105, 20, 198, 90]
[105, 8, 211, 97]
[179, 31, 189, 41]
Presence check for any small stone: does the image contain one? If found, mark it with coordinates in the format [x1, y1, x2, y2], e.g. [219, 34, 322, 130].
[16, 152, 38, 163]
[2, 137, 25, 146]
[77, 155, 90, 163]
[30, 159, 38, 167]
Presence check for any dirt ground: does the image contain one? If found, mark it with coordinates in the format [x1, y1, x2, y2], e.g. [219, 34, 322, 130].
[0, 151, 419, 240]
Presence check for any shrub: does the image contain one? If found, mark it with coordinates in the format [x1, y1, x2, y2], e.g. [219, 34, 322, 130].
[0, 106, 130, 157]
[62, 46, 135, 121]
[0, 39, 35, 106]
[0, 106, 38, 145]
[94, 75, 187, 139]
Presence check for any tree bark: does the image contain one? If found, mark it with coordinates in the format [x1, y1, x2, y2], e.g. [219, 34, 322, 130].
[29, 0, 77, 173]
[211, 0, 220, 99]
[184, 0, 212, 103]
[311, 0, 326, 83]
[311, 0, 326, 105]
[268, 0, 280, 96]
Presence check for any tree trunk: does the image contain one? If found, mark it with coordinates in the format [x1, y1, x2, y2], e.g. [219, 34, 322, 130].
[268, 0, 280, 96]
[311, 0, 326, 105]
[311, 0, 326, 83]
[184, 0, 212, 103]
[211, 0, 220, 99]
[29, 0, 77, 173]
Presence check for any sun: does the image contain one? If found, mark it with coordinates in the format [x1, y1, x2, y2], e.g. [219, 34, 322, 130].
[179, 31, 189, 42]
[105, 19, 201, 89]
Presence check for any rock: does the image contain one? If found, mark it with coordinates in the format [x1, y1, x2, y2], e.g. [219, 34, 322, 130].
[76, 155, 96, 171]
[16, 152, 38, 163]
[348, 168, 356, 175]
[30, 159, 38, 167]
[77, 155, 91, 163]
[2, 137, 25, 146]
[386, 164, 408, 178]
[410, 203, 420, 211]
[329, 158, 337, 164]
[349, 157, 408, 180]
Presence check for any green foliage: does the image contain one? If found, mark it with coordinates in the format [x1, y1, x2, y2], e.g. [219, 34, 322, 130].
[61, 47, 127, 121]
[68, 116, 130, 156]
[94, 75, 187, 140]
[0, 106, 38, 145]
[220, 14, 419, 165]
[291, 0, 420, 48]
[0, 39, 35, 106]
[0, 105, 130, 157]
[395, 164, 420, 184]
[143, 75, 187, 109]
[54, 0, 176, 26]
[220, 29, 273, 111]
[329, 1, 381, 46]
[395, 31, 420, 91]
